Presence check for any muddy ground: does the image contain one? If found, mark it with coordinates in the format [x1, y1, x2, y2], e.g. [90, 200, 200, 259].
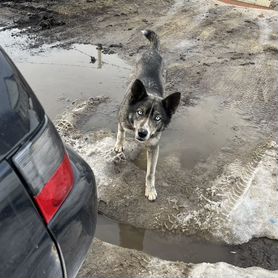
[77, 239, 278, 278]
[2, 0, 278, 240]
[1, 0, 278, 275]
[4, 0, 275, 243]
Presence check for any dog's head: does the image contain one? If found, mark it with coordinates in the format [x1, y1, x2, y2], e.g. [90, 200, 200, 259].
[128, 79, 181, 143]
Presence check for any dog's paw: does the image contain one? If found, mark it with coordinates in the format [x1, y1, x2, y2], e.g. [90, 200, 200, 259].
[145, 187, 157, 201]
[112, 151, 126, 164]
[114, 144, 124, 153]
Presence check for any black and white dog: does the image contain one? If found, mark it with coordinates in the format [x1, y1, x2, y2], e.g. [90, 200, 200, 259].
[114, 30, 181, 201]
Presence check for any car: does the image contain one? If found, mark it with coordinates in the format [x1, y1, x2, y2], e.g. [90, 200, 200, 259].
[0, 46, 97, 278]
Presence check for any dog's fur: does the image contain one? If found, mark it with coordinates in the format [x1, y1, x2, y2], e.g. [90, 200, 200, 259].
[114, 30, 181, 201]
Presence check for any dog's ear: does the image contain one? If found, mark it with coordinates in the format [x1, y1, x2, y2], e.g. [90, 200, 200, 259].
[129, 79, 147, 104]
[162, 92, 181, 116]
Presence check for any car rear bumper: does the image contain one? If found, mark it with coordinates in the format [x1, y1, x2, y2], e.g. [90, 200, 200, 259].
[48, 146, 97, 278]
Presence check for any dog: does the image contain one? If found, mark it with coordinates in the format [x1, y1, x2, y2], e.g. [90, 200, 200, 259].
[114, 30, 181, 201]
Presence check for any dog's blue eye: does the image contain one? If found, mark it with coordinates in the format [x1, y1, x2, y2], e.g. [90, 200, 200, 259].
[155, 115, 161, 121]
[137, 110, 143, 116]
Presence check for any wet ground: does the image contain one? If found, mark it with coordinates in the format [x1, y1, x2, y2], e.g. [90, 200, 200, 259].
[0, 28, 130, 118]
[1, 27, 256, 172]
[2, 26, 277, 271]
[1, 0, 278, 276]
[78, 239, 278, 278]
[96, 214, 278, 270]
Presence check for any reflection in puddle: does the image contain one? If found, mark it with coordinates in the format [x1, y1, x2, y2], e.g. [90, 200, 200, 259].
[97, 46, 102, 69]
[96, 214, 278, 270]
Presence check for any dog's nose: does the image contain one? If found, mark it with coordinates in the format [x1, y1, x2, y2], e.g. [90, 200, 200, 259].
[138, 128, 148, 138]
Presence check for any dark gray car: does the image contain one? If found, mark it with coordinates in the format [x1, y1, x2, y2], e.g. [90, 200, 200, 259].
[0, 46, 97, 278]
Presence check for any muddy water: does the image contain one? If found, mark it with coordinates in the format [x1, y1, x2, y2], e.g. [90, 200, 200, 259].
[0, 28, 131, 118]
[1, 28, 277, 270]
[96, 214, 278, 270]
[133, 95, 252, 171]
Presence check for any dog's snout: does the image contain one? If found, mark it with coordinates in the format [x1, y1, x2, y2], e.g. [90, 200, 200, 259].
[138, 128, 148, 138]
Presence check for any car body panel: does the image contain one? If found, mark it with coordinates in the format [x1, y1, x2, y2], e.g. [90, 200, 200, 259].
[48, 147, 97, 278]
[0, 160, 63, 278]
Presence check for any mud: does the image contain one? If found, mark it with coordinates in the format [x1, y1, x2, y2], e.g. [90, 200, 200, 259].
[77, 239, 278, 278]
[2, 24, 277, 245]
[78, 239, 192, 278]
[1, 1, 277, 243]
[1, 0, 278, 275]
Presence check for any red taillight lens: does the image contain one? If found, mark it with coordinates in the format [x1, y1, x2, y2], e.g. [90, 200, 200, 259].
[35, 154, 74, 223]
[13, 117, 74, 224]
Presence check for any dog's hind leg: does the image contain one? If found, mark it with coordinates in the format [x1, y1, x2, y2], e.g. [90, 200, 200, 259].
[145, 145, 159, 201]
[114, 123, 125, 153]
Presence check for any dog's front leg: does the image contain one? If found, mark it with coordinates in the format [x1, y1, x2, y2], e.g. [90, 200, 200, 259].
[114, 123, 125, 153]
[145, 144, 159, 201]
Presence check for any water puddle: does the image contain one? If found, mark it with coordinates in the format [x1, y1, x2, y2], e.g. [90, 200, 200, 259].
[134, 96, 250, 170]
[96, 214, 278, 270]
[0, 28, 131, 118]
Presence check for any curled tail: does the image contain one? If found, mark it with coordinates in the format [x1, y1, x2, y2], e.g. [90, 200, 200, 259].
[141, 29, 160, 51]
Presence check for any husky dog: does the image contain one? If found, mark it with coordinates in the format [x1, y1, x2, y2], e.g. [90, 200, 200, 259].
[114, 30, 181, 201]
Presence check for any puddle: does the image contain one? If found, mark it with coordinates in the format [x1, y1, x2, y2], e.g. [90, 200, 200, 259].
[134, 96, 250, 170]
[0, 28, 131, 118]
[96, 214, 278, 270]
[161, 97, 246, 169]
[218, 0, 272, 9]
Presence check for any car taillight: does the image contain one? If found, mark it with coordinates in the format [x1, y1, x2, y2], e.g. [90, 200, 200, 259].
[13, 117, 74, 224]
